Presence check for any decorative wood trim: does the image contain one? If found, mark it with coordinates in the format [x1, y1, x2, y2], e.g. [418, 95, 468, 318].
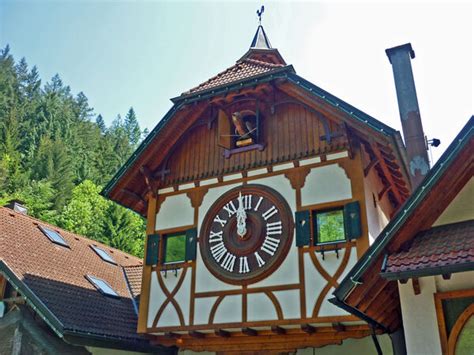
[242, 327, 258, 336]
[140, 165, 159, 197]
[264, 291, 284, 320]
[137, 194, 157, 333]
[412, 278, 421, 295]
[208, 295, 226, 325]
[186, 187, 209, 209]
[189, 331, 205, 339]
[271, 325, 286, 335]
[153, 266, 188, 327]
[284, 167, 311, 190]
[363, 159, 378, 177]
[298, 247, 306, 319]
[195, 283, 300, 298]
[215, 329, 231, 338]
[301, 323, 316, 334]
[147, 315, 360, 333]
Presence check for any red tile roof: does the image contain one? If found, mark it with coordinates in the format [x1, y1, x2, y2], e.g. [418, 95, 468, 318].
[383, 220, 474, 277]
[183, 58, 285, 95]
[0, 207, 144, 341]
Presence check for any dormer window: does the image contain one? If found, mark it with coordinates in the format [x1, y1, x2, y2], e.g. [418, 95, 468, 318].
[39, 225, 69, 247]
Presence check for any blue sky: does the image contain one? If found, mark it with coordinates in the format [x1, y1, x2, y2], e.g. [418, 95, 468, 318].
[1, 1, 472, 162]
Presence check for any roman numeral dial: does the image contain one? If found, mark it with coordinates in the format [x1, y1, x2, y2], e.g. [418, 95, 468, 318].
[200, 185, 294, 286]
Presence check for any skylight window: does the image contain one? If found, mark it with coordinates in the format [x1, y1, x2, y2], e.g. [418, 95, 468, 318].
[39, 225, 69, 247]
[91, 245, 116, 264]
[86, 275, 120, 298]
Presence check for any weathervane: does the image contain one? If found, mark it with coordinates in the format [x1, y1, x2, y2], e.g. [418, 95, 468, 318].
[256, 5, 265, 25]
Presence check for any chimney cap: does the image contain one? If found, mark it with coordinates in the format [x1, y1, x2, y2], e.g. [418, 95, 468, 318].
[385, 43, 415, 64]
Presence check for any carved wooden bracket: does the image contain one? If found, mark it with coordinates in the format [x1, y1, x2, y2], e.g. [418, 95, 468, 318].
[140, 165, 159, 197]
[284, 167, 310, 190]
[186, 187, 209, 209]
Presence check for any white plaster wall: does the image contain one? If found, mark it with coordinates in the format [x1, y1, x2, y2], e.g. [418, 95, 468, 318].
[157, 302, 181, 327]
[197, 183, 241, 230]
[274, 289, 300, 319]
[148, 271, 165, 328]
[194, 297, 217, 325]
[296, 334, 393, 355]
[398, 276, 442, 355]
[156, 193, 194, 230]
[247, 293, 278, 321]
[433, 177, 473, 226]
[435, 271, 474, 292]
[364, 169, 390, 244]
[174, 270, 192, 325]
[304, 252, 327, 318]
[337, 247, 358, 283]
[301, 163, 352, 206]
[212, 295, 242, 324]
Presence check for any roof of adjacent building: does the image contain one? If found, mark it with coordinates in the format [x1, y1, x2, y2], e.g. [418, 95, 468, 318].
[331, 116, 474, 332]
[0, 207, 168, 352]
[382, 220, 474, 280]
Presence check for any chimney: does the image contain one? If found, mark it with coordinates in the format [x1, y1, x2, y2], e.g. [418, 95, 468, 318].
[386, 43, 430, 189]
[4, 199, 28, 215]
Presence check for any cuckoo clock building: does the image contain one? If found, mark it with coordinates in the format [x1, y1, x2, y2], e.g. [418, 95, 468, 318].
[100, 24, 438, 354]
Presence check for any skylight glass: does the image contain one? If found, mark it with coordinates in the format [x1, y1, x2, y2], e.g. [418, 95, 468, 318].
[39, 226, 69, 247]
[86, 275, 119, 298]
[91, 245, 116, 264]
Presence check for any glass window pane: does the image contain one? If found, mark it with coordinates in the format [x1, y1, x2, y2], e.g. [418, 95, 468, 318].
[87, 275, 119, 297]
[91, 245, 116, 264]
[316, 210, 345, 244]
[165, 234, 186, 263]
[40, 226, 68, 247]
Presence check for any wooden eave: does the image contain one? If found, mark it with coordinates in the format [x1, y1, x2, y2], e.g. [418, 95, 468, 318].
[102, 70, 411, 216]
[332, 117, 473, 332]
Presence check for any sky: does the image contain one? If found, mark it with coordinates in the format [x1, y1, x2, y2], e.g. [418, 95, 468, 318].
[0, 1, 472, 163]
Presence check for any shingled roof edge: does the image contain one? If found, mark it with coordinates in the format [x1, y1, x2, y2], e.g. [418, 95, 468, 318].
[0, 260, 65, 337]
[333, 116, 474, 303]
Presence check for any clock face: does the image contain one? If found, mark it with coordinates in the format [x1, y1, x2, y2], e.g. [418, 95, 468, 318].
[199, 185, 294, 285]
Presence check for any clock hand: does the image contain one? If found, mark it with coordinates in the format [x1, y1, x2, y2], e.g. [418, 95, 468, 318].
[236, 192, 247, 237]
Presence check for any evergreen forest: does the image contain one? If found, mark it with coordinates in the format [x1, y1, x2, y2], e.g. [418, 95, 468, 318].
[0, 45, 148, 257]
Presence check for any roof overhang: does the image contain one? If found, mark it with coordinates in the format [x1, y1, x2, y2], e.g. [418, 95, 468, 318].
[102, 69, 411, 216]
[332, 116, 474, 331]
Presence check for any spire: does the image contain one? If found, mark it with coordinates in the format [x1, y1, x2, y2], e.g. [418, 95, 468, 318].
[239, 7, 286, 65]
[250, 25, 272, 49]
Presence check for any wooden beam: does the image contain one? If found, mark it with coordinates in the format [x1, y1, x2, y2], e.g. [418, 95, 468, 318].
[140, 165, 159, 197]
[215, 329, 231, 338]
[412, 278, 421, 295]
[189, 331, 205, 339]
[364, 159, 378, 177]
[242, 327, 258, 336]
[164, 332, 180, 339]
[378, 184, 390, 201]
[271, 326, 286, 335]
[301, 324, 316, 334]
[120, 188, 145, 204]
[332, 323, 346, 332]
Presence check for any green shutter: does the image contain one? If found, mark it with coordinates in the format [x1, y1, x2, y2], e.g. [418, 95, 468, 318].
[145, 234, 160, 265]
[185, 228, 198, 261]
[295, 210, 311, 247]
[344, 201, 362, 239]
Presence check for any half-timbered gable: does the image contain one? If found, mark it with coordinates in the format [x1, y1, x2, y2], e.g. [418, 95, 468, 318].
[102, 24, 412, 353]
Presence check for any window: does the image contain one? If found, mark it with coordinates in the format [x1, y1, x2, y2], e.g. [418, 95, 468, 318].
[295, 202, 361, 248]
[313, 209, 346, 244]
[39, 225, 69, 247]
[91, 245, 116, 264]
[163, 232, 187, 264]
[86, 275, 119, 298]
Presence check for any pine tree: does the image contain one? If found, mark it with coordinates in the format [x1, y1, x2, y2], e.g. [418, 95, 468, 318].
[96, 114, 106, 134]
[124, 107, 141, 147]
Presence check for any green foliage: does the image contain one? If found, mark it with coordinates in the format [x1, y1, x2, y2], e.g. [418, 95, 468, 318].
[315, 210, 345, 243]
[0, 45, 147, 257]
[165, 234, 186, 263]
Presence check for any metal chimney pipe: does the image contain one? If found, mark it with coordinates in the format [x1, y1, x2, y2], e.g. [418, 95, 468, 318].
[386, 43, 430, 189]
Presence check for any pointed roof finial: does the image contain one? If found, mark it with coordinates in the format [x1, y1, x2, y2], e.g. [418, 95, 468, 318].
[257, 5, 264, 25]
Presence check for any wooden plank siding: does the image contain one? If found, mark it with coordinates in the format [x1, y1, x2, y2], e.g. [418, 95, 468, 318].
[160, 100, 348, 187]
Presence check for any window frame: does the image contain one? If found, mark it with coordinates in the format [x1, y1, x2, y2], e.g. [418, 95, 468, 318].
[161, 231, 188, 266]
[312, 207, 347, 246]
[85, 275, 120, 299]
[38, 225, 69, 247]
[90, 245, 116, 265]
